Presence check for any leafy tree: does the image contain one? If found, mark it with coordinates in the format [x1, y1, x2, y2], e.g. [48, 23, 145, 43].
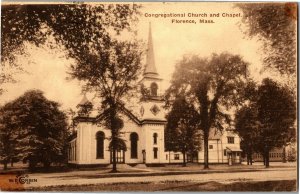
[237, 3, 297, 75]
[70, 39, 142, 173]
[255, 78, 296, 167]
[2, 90, 69, 170]
[235, 80, 260, 165]
[1, 4, 140, 65]
[235, 105, 260, 165]
[0, 103, 20, 170]
[166, 52, 249, 169]
[236, 78, 296, 167]
[1, 4, 140, 94]
[1, 4, 141, 172]
[165, 96, 201, 166]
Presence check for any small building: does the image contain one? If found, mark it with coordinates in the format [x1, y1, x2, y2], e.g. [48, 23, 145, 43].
[165, 129, 242, 164]
[199, 129, 242, 164]
[252, 143, 296, 162]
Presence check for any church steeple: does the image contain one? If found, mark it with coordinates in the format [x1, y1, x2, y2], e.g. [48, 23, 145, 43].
[144, 23, 159, 77]
[140, 23, 163, 100]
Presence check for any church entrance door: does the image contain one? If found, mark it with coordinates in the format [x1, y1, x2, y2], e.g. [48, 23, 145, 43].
[110, 149, 125, 164]
[109, 138, 127, 164]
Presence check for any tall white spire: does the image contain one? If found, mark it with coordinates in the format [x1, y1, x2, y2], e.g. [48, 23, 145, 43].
[144, 22, 158, 77]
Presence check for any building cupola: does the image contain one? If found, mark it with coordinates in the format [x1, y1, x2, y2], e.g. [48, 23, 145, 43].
[76, 93, 93, 116]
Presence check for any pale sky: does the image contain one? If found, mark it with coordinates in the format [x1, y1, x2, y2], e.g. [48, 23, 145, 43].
[0, 2, 268, 112]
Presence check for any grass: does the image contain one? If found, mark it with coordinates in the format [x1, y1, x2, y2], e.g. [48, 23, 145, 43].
[11, 180, 297, 192]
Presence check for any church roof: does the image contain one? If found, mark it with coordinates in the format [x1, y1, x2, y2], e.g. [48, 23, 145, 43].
[74, 103, 167, 126]
[144, 23, 159, 77]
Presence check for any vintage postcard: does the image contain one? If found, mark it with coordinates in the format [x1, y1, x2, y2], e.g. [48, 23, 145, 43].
[0, 2, 297, 192]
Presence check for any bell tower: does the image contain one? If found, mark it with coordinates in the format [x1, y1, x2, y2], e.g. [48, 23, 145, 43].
[140, 23, 163, 100]
[76, 93, 93, 117]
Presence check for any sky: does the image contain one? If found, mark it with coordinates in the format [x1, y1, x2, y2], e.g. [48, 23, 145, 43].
[0, 2, 267, 112]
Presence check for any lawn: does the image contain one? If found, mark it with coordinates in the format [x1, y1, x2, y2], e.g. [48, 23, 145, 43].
[14, 180, 297, 192]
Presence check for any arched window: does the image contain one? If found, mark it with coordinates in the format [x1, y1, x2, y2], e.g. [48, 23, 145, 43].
[96, 131, 105, 159]
[150, 82, 158, 96]
[153, 133, 158, 145]
[130, 133, 139, 159]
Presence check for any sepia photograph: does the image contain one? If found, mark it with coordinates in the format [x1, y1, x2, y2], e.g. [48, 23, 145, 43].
[0, 2, 298, 192]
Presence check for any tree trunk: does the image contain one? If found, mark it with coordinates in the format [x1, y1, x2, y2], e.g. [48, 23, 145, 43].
[250, 153, 253, 165]
[43, 161, 51, 169]
[203, 129, 209, 169]
[247, 153, 250, 165]
[112, 149, 117, 172]
[282, 146, 286, 163]
[182, 150, 186, 167]
[11, 160, 14, 167]
[110, 103, 118, 173]
[3, 162, 8, 170]
[265, 150, 270, 168]
[29, 160, 36, 171]
[111, 137, 117, 173]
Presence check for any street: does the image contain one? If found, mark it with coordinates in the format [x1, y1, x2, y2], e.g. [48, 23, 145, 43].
[0, 162, 297, 191]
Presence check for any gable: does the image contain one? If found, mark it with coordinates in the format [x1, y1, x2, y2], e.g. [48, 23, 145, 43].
[74, 105, 167, 126]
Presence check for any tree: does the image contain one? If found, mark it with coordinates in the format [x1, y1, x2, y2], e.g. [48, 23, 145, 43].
[166, 53, 249, 169]
[1, 4, 140, 94]
[165, 96, 201, 167]
[1, 3, 142, 172]
[255, 78, 296, 167]
[2, 90, 69, 170]
[235, 80, 260, 165]
[235, 105, 260, 165]
[236, 78, 296, 167]
[70, 39, 142, 173]
[1, 4, 140, 65]
[0, 103, 20, 170]
[237, 3, 297, 75]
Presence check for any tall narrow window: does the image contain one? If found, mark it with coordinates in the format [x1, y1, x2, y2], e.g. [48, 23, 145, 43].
[150, 82, 158, 96]
[130, 133, 138, 159]
[153, 148, 158, 159]
[153, 133, 158, 144]
[96, 131, 105, 159]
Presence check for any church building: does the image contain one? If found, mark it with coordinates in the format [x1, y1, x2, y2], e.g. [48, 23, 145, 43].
[68, 24, 242, 166]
